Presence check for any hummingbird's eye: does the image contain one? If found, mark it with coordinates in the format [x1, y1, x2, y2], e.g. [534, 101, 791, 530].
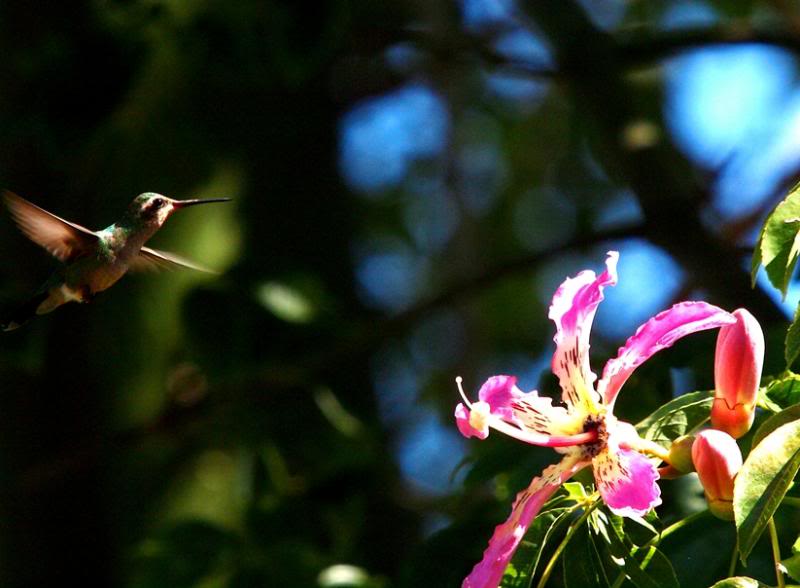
[152, 198, 165, 208]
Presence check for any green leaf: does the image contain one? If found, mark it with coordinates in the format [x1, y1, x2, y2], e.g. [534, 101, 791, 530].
[783, 535, 800, 582]
[595, 511, 678, 588]
[757, 386, 784, 413]
[563, 525, 610, 588]
[751, 183, 800, 297]
[709, 578, 769, 588]
[631, 547, 679, 588]
[775, 535, 800, 584]
[734, 420, 800, 562]
[751, 403, 800, 448]
[783, 552, 800, 583]
[622, 514, 659, 546]
[502, 507, 573, 587]
[766, 372, 800, 409]
[635, 391, 713, 446]
[561, 481, 590, 502]
[788, 303, 800, 367]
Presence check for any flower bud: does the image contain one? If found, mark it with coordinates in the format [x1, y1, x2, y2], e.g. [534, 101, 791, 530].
[691, 429, 742, 520]
[711, 308, 764, 439]
[667, 434, 696, 474]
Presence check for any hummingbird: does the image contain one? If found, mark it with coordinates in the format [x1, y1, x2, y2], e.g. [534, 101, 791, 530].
[2, 190, 231, 331]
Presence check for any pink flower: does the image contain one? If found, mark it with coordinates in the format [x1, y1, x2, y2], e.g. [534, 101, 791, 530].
[691, 429, 742, 520]
[711, 308, 764, 439]
[455, 252, 736, 588]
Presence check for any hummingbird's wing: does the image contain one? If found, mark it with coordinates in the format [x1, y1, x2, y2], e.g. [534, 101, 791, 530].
[3, 191, 99, 262]
[130, 246, 218, 274]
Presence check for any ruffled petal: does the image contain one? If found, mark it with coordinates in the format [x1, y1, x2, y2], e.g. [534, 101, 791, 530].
[592, 446, 661, 518]
[463, 456, 588, 588]
[477, 376, 523, 422]
[598, 301, 735, 410]
[549, 251, 617, 414]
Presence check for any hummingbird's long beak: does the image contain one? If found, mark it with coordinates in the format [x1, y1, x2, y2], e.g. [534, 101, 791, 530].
[173, 198, 232, 209]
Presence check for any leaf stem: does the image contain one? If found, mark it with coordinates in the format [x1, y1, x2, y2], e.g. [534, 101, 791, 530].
[653, 509, 710, 544]
[727, 535, 738, 578]
[768, 517, 785, 588]
[629, 438, 671, 463]
[535, 495, 601, 588]
[610, 565, 627, 588]
[782, 496, 800, 508]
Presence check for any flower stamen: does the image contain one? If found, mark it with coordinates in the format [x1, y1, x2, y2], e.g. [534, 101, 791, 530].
[455, 377, 599, 447]
[456, 376, 472, 408]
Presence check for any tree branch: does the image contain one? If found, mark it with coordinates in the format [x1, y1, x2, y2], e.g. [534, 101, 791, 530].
[467, 23, 800, 79]
[524, 0, 786, 325]
[618, 23, 800, 66]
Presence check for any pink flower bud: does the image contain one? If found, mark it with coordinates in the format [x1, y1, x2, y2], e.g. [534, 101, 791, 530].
[711, 308, 764, 439]
[691, 429, 742, 520]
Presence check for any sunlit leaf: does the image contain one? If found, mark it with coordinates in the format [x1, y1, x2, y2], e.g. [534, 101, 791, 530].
[709, 578, 768, 588]
[734, 420, 800, 562]
[751, 403, 800, 448]
[785, 535, 800, 581]
[751, 183, 800, 297]
[636, 391, 713, 446]
[765, 372, 800, 409]
[783, 552, 800, 583]
[500, 562, 525, 587]
[561, 481, 590, 502]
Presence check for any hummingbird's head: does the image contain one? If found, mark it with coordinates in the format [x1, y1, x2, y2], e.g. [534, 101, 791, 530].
[130, 193, 231, 226]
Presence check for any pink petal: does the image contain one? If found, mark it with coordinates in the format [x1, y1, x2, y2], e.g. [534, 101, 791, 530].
[477, 375, 523, 422]
[549, 252, 618, 412]
[455, 398, 596, 447]
[461, 376, 584, 441]
[598, 301, 736, 410]
[477, 375, 580, 436]
[463, 458, 588, 588]
[511, 393, 577, 437]
[592, 446, 661, 517]
[456, 403, 488, 439]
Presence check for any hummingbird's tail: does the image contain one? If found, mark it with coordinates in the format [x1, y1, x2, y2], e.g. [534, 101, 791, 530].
[2, 291, 49, 331]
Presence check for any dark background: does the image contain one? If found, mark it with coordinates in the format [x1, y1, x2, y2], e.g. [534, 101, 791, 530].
[0, 1, 797, 586]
